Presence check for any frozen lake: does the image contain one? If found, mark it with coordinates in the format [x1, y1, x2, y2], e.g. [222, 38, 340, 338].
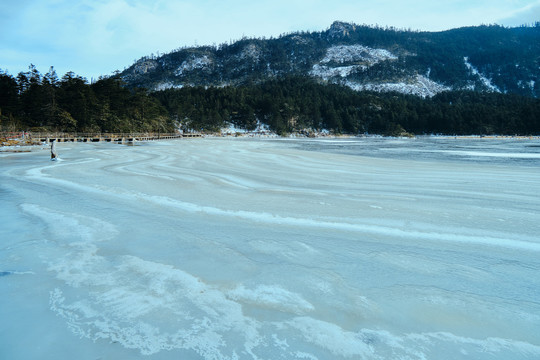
[1, 137, 539, 359]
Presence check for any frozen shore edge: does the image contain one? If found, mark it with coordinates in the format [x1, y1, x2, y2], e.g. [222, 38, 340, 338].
[2, 133, 540, 153]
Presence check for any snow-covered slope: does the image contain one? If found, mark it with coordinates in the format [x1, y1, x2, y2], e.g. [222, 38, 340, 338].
[309, 45, 448, 97]
[346, 75, 450, 98]
[310, 64, 363, 80]
[320, 45, 397, 65]
[175, 55, 213, 76]
[309, 44, 392, 81]
[464, 57, 501, 93]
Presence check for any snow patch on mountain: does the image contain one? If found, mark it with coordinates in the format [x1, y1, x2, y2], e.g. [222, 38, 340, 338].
[239, 43, 262, 62]
[153, 82, 184, 91]
[518, 79, 536, 90]
[176, 55, 213, 76]
[321, 45, 397, 65]
[290, 35, 310, 45]
[310, 45, 398, 82]
[346, 75, 450, 98]
[220, 121, 274, 136]
[309, 64, 365, 80]
[133, 59, 158, 75]
[464, 57, 501, 93]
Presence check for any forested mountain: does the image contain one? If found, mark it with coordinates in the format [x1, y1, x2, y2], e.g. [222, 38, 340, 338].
[121, 21, 540, 98]
[2, 68, 538, 135]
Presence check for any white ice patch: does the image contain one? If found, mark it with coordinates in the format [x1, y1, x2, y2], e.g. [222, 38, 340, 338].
[20, 203, 117, 245]
[288, 317, 540, 359]
[425, 149, 540, 159]
[228, 285, 315, 315]
[48, 249, 264, 357]
[136, 192, 540, 251]
[20, 161, 540, 254]
[288, 317, 375, 358]
[23, 164, 540, 253]
[405, 332, 540, 358]
[20, 203, 261, 357]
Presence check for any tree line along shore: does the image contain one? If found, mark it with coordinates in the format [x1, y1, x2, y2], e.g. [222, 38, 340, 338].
[1, 66, 539, 138]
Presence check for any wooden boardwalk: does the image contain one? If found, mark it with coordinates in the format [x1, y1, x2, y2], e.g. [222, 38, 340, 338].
[28, 132, 201, 143]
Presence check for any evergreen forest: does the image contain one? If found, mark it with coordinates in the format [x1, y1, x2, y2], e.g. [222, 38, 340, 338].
[0, 66, 175, 133]
[154, 76, 540, 135]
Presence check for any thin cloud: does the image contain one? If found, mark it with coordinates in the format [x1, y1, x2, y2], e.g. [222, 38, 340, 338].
[497, 0, 540, 25]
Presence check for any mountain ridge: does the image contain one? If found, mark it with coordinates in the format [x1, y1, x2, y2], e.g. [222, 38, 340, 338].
[121, 21, 540, 98]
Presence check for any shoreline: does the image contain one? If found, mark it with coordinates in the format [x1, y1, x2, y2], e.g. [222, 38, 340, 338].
[210, 132, 540, 140]
[0, 139, 47, 152]
[1, 133, 539, 152]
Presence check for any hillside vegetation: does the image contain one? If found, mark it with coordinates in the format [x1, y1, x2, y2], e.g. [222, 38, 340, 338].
[154, 76, 540, 135]
[0, 66, 174, 133]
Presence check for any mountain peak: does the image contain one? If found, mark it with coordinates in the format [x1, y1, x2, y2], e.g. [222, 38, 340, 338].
[328, 21, 356, 38]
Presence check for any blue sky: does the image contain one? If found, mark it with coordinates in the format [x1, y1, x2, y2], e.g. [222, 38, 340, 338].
[1, 0, 539, 80]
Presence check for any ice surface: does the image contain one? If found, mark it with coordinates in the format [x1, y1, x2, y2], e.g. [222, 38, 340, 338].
[1, 137, 539, 359]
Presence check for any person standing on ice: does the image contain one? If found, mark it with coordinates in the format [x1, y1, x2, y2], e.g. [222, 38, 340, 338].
[51, 139, 58, 160]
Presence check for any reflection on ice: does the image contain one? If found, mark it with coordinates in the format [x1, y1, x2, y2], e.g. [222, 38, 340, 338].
[1, 137, 539, 359]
